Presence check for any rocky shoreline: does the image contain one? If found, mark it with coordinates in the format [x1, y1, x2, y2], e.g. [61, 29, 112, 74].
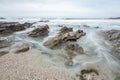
[0, 20, 120, 80]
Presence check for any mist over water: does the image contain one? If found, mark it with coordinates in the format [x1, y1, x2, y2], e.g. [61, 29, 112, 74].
[1, 18, 120, 80]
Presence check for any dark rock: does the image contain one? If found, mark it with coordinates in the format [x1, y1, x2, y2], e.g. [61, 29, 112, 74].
[105, 30, 120, 59]
[0, 51, 8, 56]
[38, 20, 49, 22]
[28, 25, 49, 37]
[83, 25, 90, 28]
[0, 17, 5, 19]
[44, 27, 86, 49]
[80, 69, 99, 80]
[59, 27, 73, 34]
[106, 30, 120, 41]
[0, 22, 32, 36]
[65, 43, 84, 54]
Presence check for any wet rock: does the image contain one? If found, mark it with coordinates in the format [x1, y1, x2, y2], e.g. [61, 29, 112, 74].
[0, 51, 9, 56]
[44, 28, 86, 49]
[106, 30, 120, 53]
[80, 69, 99, 80]
[38, 20, 49, 22]
[83, 25, 90, 28]
[64, 43, 84, 65]
[65, 43, 84, 54]
[0, 17, 5, 19]
[15, 43, 29, 53]
[0, 22, 32, 36]
[63, 30, 86, 41]
[94, 26, 99, 29]
[28, 25, 49, 37]
[58, 25, 64, 27]
[106, 30, 120, 41]
[44, 37, 60, 49]
[59, 27, 73, 34]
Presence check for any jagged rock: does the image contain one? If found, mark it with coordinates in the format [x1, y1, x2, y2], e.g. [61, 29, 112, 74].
[15, 43, 29, 53]
[28, 25, 49, 37]
[0, 22, 32, 36]
[59, 27, 73, 34]
[63, 30, 86, 41]
[44, 28, 86, 49]
[105, 30, 120, 59]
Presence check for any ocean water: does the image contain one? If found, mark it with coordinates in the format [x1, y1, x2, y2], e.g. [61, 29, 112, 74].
[1, 18, 120, 80]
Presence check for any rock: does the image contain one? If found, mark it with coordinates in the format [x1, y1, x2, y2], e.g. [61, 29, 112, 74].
[0, 37, 12, 48]
[0, 22, 32, 36]
[63, 30, 86, 41]
[105, 30, 120, 59]
[65, 43, 84, 62]
[44, 37, 60, 49]
[59, 27, 73, 34]
[106, 30, 120, 41]
[44, 28, 86, 49]
[83, 25, 90, 28]
[65, 43, 84, 54]
[28, 25, 49, 37]
[38, 20, 49, 22]
[80, 69, 99, 80]
[15, 43, 29, 53]
[0, 51, 9, 57]
[0, 17, 5, 19]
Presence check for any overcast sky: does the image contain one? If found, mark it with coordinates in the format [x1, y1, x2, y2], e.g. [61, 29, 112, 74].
[0, 0, 120, 18]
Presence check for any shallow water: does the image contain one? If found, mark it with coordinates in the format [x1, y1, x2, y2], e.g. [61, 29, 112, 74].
[1, 18, 120, 80]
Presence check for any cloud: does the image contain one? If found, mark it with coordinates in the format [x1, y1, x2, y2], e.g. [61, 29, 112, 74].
[0, 0, 120, 17]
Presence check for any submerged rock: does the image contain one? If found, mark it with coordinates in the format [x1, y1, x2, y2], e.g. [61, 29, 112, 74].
[0, 37, 12, 48]
[15, 43, 30, 53]
[28, 25, 49, 37]
[65, 43, 84, 54]
[65, 43, 84, 66]
[44, 27, 86, 49]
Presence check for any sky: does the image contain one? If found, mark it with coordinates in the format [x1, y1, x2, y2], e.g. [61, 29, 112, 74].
[0, 0, 120, 18]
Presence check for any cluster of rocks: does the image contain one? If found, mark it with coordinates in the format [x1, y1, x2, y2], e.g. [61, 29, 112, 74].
[44, 27, 86, 49]
[44, 27, 86, 65]
[0, 22, 32, 36]
[105, 30, 120, 59]
[28, 25, 49, 37]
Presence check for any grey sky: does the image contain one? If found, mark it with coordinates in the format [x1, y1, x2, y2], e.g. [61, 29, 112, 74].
[0, 0, 120, 18]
